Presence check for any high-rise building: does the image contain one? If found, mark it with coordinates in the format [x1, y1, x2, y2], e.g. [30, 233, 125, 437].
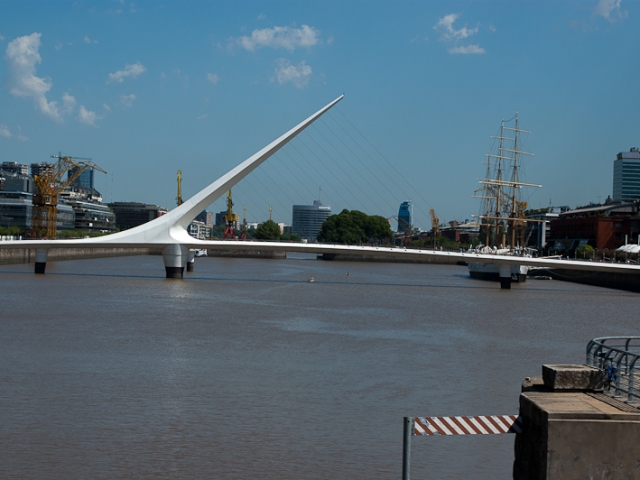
[68, 166, 94, 189]
[397, 200, 412, 232]
[107, 202, 168, 230]
[0, 174, 34, 229]
[292, 200, 331, 242]
[30, 162, 54, 177]
[613, 148, 640, 202]
[0, 162, 29, 176]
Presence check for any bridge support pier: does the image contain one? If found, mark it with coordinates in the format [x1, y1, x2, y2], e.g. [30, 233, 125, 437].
[34, 248, 49, 274]
[186, 251, 195, 272]
[162, 244, 188, 279]
[499, 263, 511, 289]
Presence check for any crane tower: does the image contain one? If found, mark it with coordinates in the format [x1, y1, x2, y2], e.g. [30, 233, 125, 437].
[177, 170, 183, 206]
[32, 154, 106, 239]
[222, 189, 239, 239]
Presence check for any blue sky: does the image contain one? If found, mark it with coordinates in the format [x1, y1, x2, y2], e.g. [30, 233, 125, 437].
[1, 0, 639, 229]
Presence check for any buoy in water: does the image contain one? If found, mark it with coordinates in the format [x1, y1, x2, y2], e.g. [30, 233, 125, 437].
[309, 276, 315, 283]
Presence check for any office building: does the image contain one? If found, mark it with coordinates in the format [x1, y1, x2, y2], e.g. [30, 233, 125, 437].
[107, 202, 168, 230]
[0, 174, 34, 229]
[68, 166, 94, 189]
[397, 200, 412, 232]
[195, 210, 214, 228]
[292, 200, 331, 242]
[613, 148, 640, 202]
[0, 162, 30, 176]
[30, 162, 54, 178]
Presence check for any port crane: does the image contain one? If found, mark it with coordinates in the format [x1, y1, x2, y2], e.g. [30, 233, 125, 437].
[176, 170, 183, 206]
[429, 209, 440, 248]
[32, 154, 106, 238]
[222, 189, 239, 239]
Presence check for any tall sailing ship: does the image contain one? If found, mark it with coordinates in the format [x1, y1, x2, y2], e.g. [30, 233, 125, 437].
[468, 113, 541, 281]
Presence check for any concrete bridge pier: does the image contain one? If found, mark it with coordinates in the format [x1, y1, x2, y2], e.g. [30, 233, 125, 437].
[499, 263, 512, 289]
[186, 251, 196, 272]
[34, 248, 49, 274]
[162, 244, 188, 279]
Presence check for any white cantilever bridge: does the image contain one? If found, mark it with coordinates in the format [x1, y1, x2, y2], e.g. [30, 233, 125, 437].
[2, 94, 640, 289]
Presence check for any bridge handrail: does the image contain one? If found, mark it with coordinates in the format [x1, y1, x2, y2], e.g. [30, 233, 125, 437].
[586, 336, 640, 404]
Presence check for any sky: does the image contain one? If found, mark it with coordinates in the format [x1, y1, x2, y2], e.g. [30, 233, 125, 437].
[1, 0, 639, 229]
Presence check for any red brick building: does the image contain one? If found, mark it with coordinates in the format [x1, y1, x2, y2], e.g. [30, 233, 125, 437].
[549, 202, 640, 250]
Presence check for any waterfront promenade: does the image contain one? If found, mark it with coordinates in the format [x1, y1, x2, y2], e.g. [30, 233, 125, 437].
[2, 255, 639, 479]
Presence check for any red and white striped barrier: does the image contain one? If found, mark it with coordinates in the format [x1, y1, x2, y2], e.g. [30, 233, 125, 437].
[413, 415, 523, 436]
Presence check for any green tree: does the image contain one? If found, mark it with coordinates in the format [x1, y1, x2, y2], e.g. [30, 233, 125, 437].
[255, 219, 281, 240]
[576, 244, 595, 259]
[279, 233, 301, 242]
[317, 209, 393, 244]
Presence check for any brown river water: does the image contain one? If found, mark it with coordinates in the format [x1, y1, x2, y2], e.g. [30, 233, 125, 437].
[1, 254, 639, 479]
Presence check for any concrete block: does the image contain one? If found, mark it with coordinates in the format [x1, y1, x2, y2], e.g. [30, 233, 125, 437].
[514, 389, 640, 480]
[542, 364, 604, 391]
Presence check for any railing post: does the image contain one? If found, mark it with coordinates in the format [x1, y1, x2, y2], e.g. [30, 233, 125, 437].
[614, 356, 622, 398]
[402, 417, 413, 480]
[628, 357, 638, 404]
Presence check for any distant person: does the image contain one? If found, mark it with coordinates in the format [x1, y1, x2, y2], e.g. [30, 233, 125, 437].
[605, 362, 617, 391]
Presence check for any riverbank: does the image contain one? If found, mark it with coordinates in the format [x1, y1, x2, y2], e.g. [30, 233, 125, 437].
[530, 267, 640, 293]
[0, 247, 162, 265]
[206, 249, 286, 259]
[319, 252, 465, 265]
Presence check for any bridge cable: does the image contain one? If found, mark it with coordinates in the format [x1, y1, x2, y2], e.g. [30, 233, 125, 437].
[333, 107, 436, 226]
[308, 121, 397, 216]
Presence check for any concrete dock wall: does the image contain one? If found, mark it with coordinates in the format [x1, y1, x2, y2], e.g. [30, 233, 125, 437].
[206, 249, 286, 259]
[0, 247, 162, 265]
[319, 252, 465, 265]
[533, 268, 640, 293]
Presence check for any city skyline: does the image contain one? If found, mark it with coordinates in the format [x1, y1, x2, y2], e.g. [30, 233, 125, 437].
[1, 1, 639, 228]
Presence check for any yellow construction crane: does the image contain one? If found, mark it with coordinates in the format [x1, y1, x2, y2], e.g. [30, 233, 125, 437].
[429, 208, 440, 248]
[32, 155, 106, 239]
[222, 189, 239, 239]
[176, 170, 183, 206]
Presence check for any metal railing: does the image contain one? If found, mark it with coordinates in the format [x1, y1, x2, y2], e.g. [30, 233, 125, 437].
[586, 336, 640, 404]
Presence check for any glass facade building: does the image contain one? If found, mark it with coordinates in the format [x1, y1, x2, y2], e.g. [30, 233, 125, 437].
[68, 166, 95, 189]
[397, 200, 412, 232]
[292, 200, 331, 242]
[613, 148, 640, 202]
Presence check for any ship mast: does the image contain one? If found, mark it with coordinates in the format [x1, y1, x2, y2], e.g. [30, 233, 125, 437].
[476, 113, 539, 249]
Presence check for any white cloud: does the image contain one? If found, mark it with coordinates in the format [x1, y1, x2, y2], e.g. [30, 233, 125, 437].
[434, 14, 479, 41]
[4, 32, 62, 122]
[207, 72, 219, 85]
[83, 36, 98, 44]
[107, 62, 146, 83]
[237, 25, 319, 51]
[120, 93, 136, 107]
[594, 0, 628, 22]
[197, 113, 208, 121]
[433, 13, 485, 54]
[449, 44, 486, 54]
[62, 92, 76, 114]
[272, 58, 312, 89]
[0, 35, 5, 41]
[78, 105, 99, 126]
[0, 124, 28, 141]
[103, 103, 111, 111]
